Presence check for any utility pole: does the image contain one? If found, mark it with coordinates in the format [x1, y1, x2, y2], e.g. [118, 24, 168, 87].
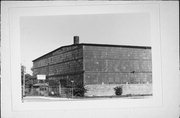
[59, 80, 61, 97]
[71, 80, 74, 99]
[23, 66, 26, 97]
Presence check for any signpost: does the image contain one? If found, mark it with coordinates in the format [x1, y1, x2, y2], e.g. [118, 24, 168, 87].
[37, 75, 46, 80]
[37, 74, 46, 84]
[37, 75, 46, 96]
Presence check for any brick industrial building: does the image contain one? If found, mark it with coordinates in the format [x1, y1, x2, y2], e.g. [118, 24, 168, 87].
[32, 36, 152, 97]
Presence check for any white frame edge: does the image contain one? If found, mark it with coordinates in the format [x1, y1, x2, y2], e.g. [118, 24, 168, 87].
[2, 2, 179, 118]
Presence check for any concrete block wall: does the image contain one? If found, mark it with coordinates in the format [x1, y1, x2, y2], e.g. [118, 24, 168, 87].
[84, 84, 152, 97]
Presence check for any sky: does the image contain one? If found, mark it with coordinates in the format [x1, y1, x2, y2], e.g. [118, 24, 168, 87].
[20, 13, 151, 75]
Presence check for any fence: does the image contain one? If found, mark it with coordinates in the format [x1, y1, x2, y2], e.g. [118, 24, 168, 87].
[24, 86, 86, 98]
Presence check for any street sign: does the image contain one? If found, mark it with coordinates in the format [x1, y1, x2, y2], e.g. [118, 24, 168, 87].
[37, 75, 46, 80]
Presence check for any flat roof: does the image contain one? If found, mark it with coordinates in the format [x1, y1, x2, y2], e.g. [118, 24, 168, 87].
[32, 43, 151, 62]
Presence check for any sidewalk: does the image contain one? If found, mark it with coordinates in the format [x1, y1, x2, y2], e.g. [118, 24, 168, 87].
[23, 96, 72, 102]
[23, 95, 151, 102]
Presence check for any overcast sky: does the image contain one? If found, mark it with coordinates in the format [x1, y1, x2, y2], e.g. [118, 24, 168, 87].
[20, 13, 151, 74]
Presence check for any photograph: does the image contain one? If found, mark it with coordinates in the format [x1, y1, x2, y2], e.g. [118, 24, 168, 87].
[20, 13, 152, 102]
[1, 1, 179, 118]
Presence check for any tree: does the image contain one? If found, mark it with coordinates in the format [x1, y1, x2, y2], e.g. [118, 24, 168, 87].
[21, 65, 37, 87]
[25, 74, 36, 88]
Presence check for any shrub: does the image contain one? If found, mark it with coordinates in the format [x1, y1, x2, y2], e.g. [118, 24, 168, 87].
[114, 86, 123, 96]
[73, 86, 87, 97]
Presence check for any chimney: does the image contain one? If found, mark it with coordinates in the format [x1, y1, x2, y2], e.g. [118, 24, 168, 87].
[73, 36, 79, 45]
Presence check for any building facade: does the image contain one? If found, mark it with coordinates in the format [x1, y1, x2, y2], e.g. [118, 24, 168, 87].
[32, 37, 152, 97]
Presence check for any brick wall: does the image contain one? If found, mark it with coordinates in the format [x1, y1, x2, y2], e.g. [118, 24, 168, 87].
[83, 45, 152, 85]
[32, 45, 83, 76]
[84, 72, 152, 84]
